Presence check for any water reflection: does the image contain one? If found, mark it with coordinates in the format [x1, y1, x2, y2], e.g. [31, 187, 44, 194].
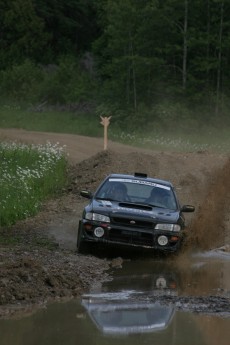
[100, 253, 230, 298]
[101, 259, 180, 295]
[1, 254, 230, 345]
[81, 259, 179, 335]
[80, 255, 230, 340]
[82, 294, 175, 335]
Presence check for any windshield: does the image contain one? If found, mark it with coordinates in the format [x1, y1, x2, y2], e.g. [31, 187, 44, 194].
[95, 178, 177, 210]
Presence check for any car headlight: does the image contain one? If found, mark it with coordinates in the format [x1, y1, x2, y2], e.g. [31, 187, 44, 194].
[155, 223, 181, 232]
[85, 212, 110, 223]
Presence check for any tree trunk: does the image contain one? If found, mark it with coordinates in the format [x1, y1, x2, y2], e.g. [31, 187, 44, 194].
[129, 34, 137, 110]
[125, 46, 131, 105]
[206, 0, 210, 86]
[182, 0, 188, 90]
[215, 2, 224, 116]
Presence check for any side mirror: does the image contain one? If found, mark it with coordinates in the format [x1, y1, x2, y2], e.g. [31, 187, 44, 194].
[80, 190, 93, 199]
[181, 205, 195, 213]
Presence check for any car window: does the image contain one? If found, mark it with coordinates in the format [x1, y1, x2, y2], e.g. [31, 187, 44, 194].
[125, 183, 150, 199]
[96, 178, 177, 209]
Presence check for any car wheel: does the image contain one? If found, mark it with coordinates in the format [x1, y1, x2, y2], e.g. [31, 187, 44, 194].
[77, 221, 89, 254]
[77, 239, 90, 254]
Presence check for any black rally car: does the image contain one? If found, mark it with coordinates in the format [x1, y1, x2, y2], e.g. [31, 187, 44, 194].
[77, 173, 195, 253]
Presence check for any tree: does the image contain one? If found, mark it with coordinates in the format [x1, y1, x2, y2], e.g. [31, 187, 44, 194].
[34, 0, 99, 59]
[0, 0, 100, 68]
[0, 0, 47, 69]
[93, 0, 164, 109]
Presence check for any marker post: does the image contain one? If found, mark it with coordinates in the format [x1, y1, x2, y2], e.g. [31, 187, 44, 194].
[100, 116, 112, 150]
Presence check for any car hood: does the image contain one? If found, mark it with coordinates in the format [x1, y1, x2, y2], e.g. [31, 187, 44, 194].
[89, 199, 180, 223]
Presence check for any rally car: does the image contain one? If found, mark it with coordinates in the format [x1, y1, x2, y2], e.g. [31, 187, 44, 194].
[77, 172, 195, 253]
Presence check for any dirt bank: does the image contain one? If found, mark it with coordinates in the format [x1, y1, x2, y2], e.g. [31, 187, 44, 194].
[0, 128, 230, 318]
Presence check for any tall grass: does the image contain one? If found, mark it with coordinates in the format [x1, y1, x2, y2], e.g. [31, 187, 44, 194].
[0, 141, 67, 226]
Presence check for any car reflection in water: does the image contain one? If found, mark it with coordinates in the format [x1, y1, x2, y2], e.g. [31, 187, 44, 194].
[82, 294, 175, 335]
[81, 261, 178, 335]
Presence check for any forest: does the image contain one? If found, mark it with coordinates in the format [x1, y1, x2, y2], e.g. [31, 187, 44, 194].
[0, 0, 230, 128]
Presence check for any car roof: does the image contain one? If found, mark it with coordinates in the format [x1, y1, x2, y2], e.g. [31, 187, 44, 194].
[107, 173, 173, 188]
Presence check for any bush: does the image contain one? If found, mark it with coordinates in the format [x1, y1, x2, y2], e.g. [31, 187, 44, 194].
[0, 56, 97, 105]
[0, 60, 43, 102]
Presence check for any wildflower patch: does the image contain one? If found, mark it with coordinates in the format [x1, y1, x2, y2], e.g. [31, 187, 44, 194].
[0, 141, 67, 226]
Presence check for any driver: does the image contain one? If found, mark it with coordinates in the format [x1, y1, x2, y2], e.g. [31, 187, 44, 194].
[146, 187, 171, 207]
[108, 183, 128, 201]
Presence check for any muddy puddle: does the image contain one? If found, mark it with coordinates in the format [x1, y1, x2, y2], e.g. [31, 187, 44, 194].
[1, 299, 229, 345]
[1, 250, 230, 345]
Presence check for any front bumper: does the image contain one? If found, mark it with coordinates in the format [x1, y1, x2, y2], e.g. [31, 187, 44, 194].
[79, 220, 183, 252]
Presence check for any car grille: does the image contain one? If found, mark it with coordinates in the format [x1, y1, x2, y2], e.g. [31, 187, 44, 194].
[108, 228, 153, 246]
[111, 216, 154, 228]
[108, 215, 155, 246]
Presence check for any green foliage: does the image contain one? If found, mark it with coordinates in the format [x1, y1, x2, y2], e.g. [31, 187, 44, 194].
[1, 0, 230, 121]
[0, 56, 97, 104]
[0, 0, 48, 68]
[0, 60, 42, 102]
[37, 56, 97, 104]
[34, 0, 99, 60]
[0, 142, 67, 226]
[93, 0, 230, 113]
[0, 0, 99, 67]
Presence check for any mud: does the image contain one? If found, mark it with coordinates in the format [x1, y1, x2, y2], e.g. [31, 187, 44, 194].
[0, 129, 230, 319]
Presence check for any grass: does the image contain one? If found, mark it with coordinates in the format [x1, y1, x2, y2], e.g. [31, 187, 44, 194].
[0, 141, 67, 226]
[0, 104, 102, 136]
[0, 104, 230, 153]
[110, 127, 230, 152]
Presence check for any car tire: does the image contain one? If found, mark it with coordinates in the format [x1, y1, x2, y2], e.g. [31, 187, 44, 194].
[77, 239, 90, 254]
[77, 221, 89, 254]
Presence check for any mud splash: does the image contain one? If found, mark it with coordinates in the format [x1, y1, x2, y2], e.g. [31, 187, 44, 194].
[188, 158, 230, 250]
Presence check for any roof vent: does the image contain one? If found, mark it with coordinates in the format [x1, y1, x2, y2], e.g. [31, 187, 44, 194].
[134, 172, 147, 178]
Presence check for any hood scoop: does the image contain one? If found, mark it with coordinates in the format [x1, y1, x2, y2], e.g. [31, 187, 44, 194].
[119, 202, 152, 211]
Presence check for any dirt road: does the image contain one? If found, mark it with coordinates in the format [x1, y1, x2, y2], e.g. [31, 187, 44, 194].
[0, 128, 230, 318]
